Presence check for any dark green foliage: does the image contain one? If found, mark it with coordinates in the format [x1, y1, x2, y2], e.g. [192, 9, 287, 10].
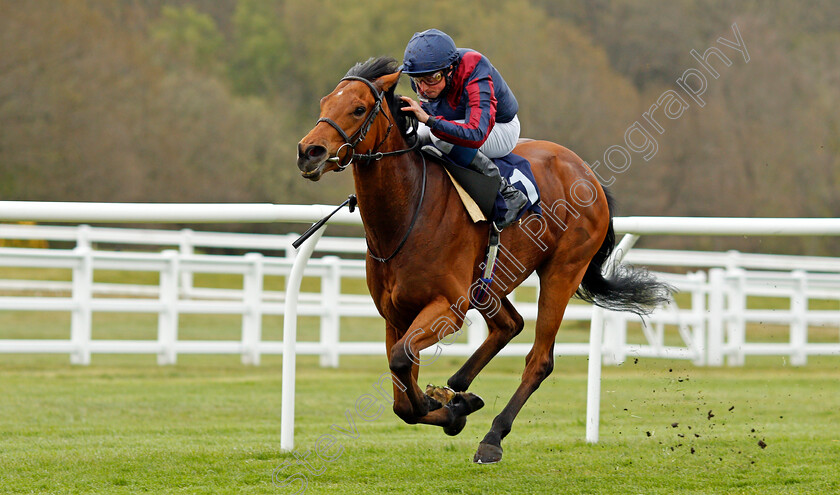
[1, 1, 838, 250]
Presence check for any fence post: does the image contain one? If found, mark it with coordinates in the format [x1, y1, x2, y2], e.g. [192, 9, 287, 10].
[282, 225, 327, 452]
[70, 245, 93, 365]
[602, 311, 626, 365]
[690, 271, 707, 365]
[790, 270, 807, 366]
[601, 311, 617, 366]
[707, 268, 725, 366]
[726, 268, 746, 366]
[179, 228, 195, 299]
[76, 224, 91, 250]
[616, 313, 629, 365]
[157, 250, 179, 365]
[585, 232, 639, 442]
[586, 306, 606, 443]
[725, 249, 742, 271]
[242, 252, 265, 366]
[318, 256, 341, 368]
[466, 309, 487, 353]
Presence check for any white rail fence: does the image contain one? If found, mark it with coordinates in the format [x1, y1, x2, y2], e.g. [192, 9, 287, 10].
[2, 224, 839, 367]
[3, 203, 840, 449]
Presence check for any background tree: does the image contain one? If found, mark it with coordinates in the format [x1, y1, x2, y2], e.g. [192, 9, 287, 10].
[1, 0, 837, 251]
[150, 5, 225, 74]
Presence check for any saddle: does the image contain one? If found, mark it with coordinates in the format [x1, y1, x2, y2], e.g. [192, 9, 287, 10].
[421, 146, 542, 223]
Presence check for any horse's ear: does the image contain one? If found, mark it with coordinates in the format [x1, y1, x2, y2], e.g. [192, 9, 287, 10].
[375, 71, 401, 92]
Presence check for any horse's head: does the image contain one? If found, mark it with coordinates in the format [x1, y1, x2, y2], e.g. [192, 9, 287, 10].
[297, 58, 403, 181]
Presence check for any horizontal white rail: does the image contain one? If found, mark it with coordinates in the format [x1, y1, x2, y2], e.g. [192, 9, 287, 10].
[4, 201, 840, 236]
[625, 248, 840, 272]
[0, 202, 361, 224]
[6, 223, 840, 277]
[0, 223, 368, 258]
[614, 216, 840, 236]
[2, 222, 838, 373]
[1, 244, 838, 363]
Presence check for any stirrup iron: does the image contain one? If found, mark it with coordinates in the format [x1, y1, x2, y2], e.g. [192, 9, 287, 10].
[482, 226, 501, 285]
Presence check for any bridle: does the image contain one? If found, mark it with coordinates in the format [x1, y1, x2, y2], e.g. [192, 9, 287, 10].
[316, 75, 426, 263]
[317, 76, 419, 169]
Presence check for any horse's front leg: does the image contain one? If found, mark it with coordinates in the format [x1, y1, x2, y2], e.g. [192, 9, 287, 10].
[384, 321, 430, 425]
[383, 336, 475, 432]
[385, 298, 485, 432]
[387, 298, 457, 421]
[390, 359, 457, 427]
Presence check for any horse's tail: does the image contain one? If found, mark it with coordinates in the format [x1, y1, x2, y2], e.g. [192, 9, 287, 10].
[576, 188, 673, 315]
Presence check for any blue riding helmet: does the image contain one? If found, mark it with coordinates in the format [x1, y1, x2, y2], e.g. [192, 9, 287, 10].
[401, 29, 459, 75]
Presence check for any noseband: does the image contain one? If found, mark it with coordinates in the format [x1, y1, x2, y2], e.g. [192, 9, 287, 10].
[317, 76, 417, 169]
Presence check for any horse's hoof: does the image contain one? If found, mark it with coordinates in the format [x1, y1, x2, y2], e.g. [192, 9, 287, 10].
[473, 442, 503, 464]
[425, 394, 443, 412]
[425, 384, 456, 405]
[443, 414, 467, 436]
[449, 392, 485, 417]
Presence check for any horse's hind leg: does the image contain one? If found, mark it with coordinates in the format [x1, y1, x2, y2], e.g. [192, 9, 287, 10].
[447, 295, 524, 392]
[473, 267, 585, 464]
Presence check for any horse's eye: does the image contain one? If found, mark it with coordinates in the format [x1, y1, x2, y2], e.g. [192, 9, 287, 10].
[353, 106, 366, 117]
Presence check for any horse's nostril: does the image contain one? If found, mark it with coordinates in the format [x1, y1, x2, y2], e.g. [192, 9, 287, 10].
[307, 145, 327, 158]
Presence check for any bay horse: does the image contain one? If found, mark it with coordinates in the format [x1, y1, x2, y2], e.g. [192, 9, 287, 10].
[296, 57, 670, 463]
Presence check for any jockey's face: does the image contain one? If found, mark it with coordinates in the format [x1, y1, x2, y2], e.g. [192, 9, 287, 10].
[413, 69, 447, 100]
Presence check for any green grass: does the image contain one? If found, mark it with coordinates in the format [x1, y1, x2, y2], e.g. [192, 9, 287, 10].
[2, 267, 840, 493]
[1, 354, 839, 494]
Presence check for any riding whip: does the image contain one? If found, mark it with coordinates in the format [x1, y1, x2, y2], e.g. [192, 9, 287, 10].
[292, 194, 357, 249]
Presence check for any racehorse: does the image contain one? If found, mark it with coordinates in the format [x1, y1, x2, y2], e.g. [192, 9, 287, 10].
[296, 57, 671, 463]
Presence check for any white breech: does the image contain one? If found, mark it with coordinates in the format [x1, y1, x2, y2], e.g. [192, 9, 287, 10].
[417, 115, 520, 158]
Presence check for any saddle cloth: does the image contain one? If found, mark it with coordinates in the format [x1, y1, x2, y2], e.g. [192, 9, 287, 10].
[432, 151, 542, 224]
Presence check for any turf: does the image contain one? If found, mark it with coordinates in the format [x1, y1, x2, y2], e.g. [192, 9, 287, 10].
[1, 353, 838, 494]
[1, 268, 839, 493]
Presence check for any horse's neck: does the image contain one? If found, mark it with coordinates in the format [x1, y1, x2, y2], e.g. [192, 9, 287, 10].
[352, 153, 424, 255]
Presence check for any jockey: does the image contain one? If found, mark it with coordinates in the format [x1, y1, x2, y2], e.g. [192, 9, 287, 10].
[399, 28, 528, 231]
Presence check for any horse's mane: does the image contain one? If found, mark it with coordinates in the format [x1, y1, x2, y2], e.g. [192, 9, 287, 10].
[345, 56, 400, 81]
[345, 56, 415, 141]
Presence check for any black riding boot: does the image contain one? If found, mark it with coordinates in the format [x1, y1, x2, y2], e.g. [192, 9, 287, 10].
[467, 151, 528, 230]
[422, 144, 528, 230]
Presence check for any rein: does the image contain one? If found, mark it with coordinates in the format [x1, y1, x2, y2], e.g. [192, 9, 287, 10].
[317, 75, 426, 263]
[368, 153, 426, 263]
